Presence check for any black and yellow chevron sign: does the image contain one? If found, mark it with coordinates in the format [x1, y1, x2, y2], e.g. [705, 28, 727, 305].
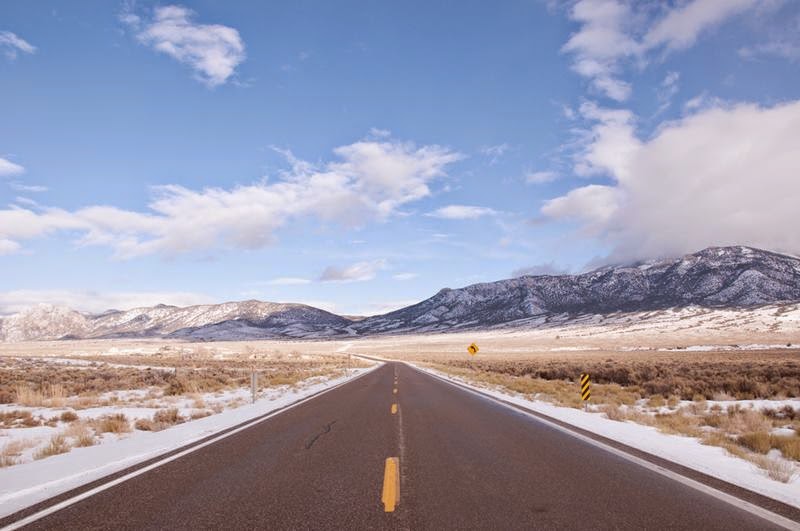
[580, 373, 591, 401]
[467, 343, 479, 355]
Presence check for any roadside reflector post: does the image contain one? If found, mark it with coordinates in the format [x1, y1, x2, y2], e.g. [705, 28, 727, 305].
[251, 371, 258, 403]
[580, 373, 591, 411]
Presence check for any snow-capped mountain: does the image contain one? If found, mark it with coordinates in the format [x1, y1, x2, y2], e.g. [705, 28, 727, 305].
[0, 300, 352, 342]
[1, 246, 799, 341]
[353, 246, 800, 334]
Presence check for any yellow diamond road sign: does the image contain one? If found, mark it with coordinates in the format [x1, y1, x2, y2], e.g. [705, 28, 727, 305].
[467, 343, 479, 355]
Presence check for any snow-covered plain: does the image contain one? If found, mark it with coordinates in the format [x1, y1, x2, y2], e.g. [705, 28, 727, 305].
[409, 364, 800, 509]
[0, 364, 378, 518]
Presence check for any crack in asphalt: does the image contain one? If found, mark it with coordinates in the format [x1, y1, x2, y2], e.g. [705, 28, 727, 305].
[305, 420, 337, 450]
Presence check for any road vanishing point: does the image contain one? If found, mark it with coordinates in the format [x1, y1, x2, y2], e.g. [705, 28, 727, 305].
[2, 362, 799, 530]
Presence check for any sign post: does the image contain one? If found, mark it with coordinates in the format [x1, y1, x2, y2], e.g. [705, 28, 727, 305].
[467, 343, 479, 356]
[580, 373, 591, 411]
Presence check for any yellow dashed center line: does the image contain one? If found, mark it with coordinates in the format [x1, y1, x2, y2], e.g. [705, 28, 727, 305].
[391, 403, 398, 415]
[382, 457, 400, 512]
[393, 388, 398, 394]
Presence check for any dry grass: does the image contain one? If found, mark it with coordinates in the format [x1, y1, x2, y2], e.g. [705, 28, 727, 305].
[1, 354, 353, 406]
[63, 421, 96, 447]
[751, 455, 797, 483]
[92, 414, 131, 434]
[136, 408, 185, 432]
[435, 356, 800, 401]
[0, 438, 36, 467]
[12, 383, 66, 407]
[770, 435, 800, 461]
[33, 434, 71, 460]
[737, 432, 771, 454]
[59, 410, 79, 422]
[0, 409, 40, 428]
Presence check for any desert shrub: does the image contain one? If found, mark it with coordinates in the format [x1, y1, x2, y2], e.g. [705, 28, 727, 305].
[770, 435, 800, 461]
[134, 418, 155, 431]
[0, 409, 38, 428]
[653, 411, 701, 437]
[60, 410, 79, 422]
[153, 408, 183, 425]
[64, 422, 96, 447]
[751, 455, 796, 483]
[93, 413, 130, 434]
[34, 434, 71, 460]
[737, 432, 771, 454]
[601, 404, 627, 421]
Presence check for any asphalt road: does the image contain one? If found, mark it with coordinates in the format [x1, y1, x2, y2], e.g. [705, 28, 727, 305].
[7, 363, 793, 530]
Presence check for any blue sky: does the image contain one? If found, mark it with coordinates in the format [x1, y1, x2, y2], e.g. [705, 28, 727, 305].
[1, 0, 799, 315]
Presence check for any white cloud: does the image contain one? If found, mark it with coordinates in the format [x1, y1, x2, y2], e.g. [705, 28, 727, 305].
[319, 259, 386, 283]
[0, 31, 35, 60]
[562, 0, 759, 101]
[128, 5, 245, 87]
[561, 0, 638, 101]
[541, 184, 620, 227]
[0, 289, 213, 315]
[427, 205, 498, 220]
[392, 272, 418, 281]
[0, 135, 461, 259]
[264, 277, 311, 285]
[525, 171, 559, 184]
[0, 157, 24, 176]
[542, 99, 800, 261]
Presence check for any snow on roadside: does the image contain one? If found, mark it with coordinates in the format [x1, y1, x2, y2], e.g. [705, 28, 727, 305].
[409, 363, 800, 509]
[0, 364, 379, 519]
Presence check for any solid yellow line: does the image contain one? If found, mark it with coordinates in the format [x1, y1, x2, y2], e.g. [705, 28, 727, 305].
[382, 457, 400, 512]
[391, 403, 398, 415]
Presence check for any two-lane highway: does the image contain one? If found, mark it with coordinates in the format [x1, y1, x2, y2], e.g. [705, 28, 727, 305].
[2, 362, 794, 530]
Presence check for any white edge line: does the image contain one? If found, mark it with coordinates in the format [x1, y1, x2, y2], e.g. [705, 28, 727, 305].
[406, 362, 800, 531]
[1, 363, 383, 531]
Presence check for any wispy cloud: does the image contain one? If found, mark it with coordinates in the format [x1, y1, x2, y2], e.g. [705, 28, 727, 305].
[0, 157, 24, 177]
[392, 272, 418, 281]
[427, 205, 498, 220]
[123, 5, 246, 87]
[524, 171, 558, 185]
[9, 182, 48, 193]
[480, 143, 510, 164]
[263, 277, 311, 286]
[562, 0, 759, 101]
[319, 259, 386, 283]
[0, 31, 35, 60]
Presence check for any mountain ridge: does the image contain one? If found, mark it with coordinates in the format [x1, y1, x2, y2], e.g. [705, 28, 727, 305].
[2, 246, 799, 341]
